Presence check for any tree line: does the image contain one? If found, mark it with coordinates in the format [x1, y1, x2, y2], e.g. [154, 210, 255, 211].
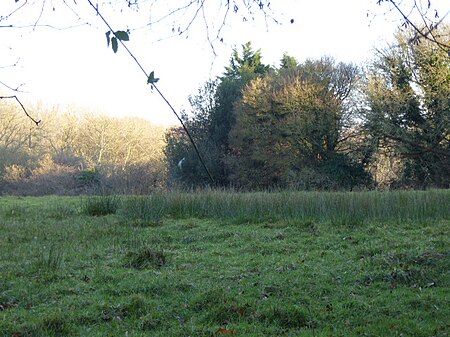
[1, 25, 448, 195]
[166, 26, 449, 190]
[0, 105, 166, 195]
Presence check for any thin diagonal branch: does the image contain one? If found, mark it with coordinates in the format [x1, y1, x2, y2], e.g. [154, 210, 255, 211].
[0, 96, 41, 126]
[202, 2, 217, 56]
[33, 0, 47, 31]
[0, 80, 25, 92]
[0, 58, 20, 69]
[387, 0, 450, 52]
[179, 0, 206, 37]
[86, 0, 215, 185]
[131, 0, 198, 31]
[0, 0, 29, 22]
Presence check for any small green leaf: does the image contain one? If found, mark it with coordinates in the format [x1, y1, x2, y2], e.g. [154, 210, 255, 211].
[106, 31, 111, 47]
[111, 37, 118, 53]
[147, 71, 160, 85]
[147, 71, 154, 84]
[115, 30, 129, 41]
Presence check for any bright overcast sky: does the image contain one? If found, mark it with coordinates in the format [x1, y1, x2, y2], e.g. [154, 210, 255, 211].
[1, 0, 443, 126]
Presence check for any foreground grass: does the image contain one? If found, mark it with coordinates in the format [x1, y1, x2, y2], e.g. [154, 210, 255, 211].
[0, 190, 449, 336]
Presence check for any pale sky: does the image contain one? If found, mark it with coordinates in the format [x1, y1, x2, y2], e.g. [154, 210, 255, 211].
[1, 0, 443, 126]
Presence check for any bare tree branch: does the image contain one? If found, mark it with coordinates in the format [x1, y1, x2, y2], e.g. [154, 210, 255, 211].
[202, 3, 217, 56]
[1, 22, 89, 30]
[0, 58, 20, 69]
[128, 0, 282, 53]
[0, 0, 29, 22]
[0, 96, 41, 126]
[61, 0, 83, 21]
[378, 0, 450, 53]
[0, 80, 25, 92]
[131, 0, 199, 31]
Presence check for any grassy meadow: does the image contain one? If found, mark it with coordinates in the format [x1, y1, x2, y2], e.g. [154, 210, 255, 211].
[0, 190, 449, 336]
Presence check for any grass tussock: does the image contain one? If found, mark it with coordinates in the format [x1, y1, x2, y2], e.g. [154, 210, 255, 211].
[260, 304, 311, 329]
[35, 244, 64, 273]
[46, 202, 78, 220]
[81, 194, 121, 216]
[124, 246, 167, 269]
[120, 196, 164, 227]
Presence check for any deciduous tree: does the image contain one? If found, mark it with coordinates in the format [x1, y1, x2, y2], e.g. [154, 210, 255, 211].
[229, 57, 370, 189]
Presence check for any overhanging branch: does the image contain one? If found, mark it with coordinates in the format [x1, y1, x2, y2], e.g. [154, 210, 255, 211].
[384, 0, 450, 53]
[86, 0, 215, 185]
[0, 95, 41, 126]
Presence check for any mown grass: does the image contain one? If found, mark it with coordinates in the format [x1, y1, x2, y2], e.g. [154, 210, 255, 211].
[0, 190, 448, 336]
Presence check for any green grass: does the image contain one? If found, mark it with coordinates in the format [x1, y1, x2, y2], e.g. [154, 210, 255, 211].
[0, 190, 449, 336]
[81, 194, 121, 216]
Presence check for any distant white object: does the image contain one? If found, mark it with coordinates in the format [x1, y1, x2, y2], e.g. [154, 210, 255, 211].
[178, 157, 186, 170]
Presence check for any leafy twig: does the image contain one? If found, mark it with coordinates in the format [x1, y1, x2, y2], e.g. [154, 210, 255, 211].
[86, 0, 215, 185]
